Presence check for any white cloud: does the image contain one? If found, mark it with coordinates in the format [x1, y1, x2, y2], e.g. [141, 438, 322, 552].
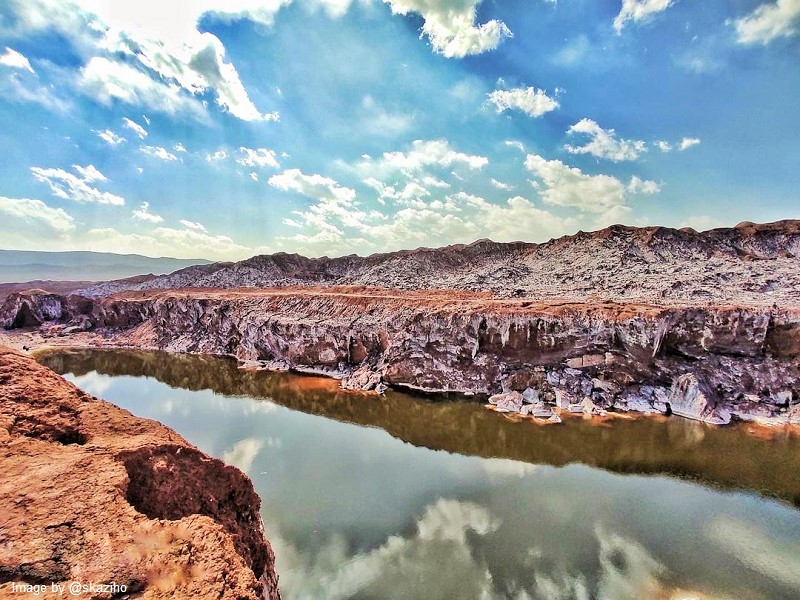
[82, 225, 250, 260]
[525, 154, 658, 214]
[654, 140, 672, 152]
[206, 149, 228, 162]
[73, 164, 107, 182]
[273, 499, 500, 599]
[504, 140, 525, 152]
[249, 172, 259, 182]
[489, 178, 514, 191]
[30, 164, 125, 205]
[613, 0, 675, 32]
[79, 57, 207, 121]
[105, 30, 277, 121]
[0, 196, 75, 234]
[132, 201, 164, 223]
[140, 145, 178, 161]
[122, 117, 148, 139]
[679, 137, 701, 150]
[237, 147, 280, 169]
[488, 86, 559, 118]
[382, 0, 512, 58]
[96, 129, 126, 146]
[174, 143, 187, 152]
[0, 47, 34, 73]
[180, 219, 208, 232]
[223, 438, 264, 474]
[269, 169, 360, 233]
[627, 175, 661, 195]
[0, 69, 71, 113]
[358, 139, 488, 180]
[564, 119, 647, 162]
[735, 0, 800, 44]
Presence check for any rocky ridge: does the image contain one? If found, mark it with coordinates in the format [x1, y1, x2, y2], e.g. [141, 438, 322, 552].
[2, 287, 798, 427]
[78, 220, 800, 306]
[0, 345, 281, 599]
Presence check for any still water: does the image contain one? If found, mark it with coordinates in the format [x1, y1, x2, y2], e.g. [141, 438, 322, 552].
[40, 349, 800, 600]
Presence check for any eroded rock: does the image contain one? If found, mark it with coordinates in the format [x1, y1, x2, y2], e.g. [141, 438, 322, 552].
[0, 346, 281, 599]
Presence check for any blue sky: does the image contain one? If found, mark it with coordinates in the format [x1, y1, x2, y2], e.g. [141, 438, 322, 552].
[0, 0, 798, 260]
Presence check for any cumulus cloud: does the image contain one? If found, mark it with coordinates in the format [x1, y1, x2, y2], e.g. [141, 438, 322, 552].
[357, 139, 488, 182]
[382, 0, 512, 58]
[122, 117, 148, 139]
[0, 47, 34, 72]
[525, 154, 658, 214]
[140, 145, 178, 161]
[613, 0, 675, 32]
[79, 57, 207, 120]
[488, 86, 559, 118]
[174, 143, 187, 153]
[96, 129, 126, 146]
[564, 119, 647, 162]
[132, 201, 164, 223]
[678, 137, 701, 150]
[504, 140, 525, 152]
[273, 499, 500, 599]
[237, 147, 280, 169]
[206, 149, 228, 162]
[735, 0, 800, 44]
[0, 196, 75, 234]
[223, 438, 265, 474]
[30, 164, 125, 205]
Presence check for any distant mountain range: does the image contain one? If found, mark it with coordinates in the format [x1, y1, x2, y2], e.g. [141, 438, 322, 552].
[0, 250, 211, 284]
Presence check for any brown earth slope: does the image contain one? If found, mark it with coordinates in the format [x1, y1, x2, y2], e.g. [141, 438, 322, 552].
[0, 346, 280, 599]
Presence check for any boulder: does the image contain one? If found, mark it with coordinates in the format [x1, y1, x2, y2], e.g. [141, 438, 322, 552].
[668, 373, 732, 425]
[488, 391, 524, 413]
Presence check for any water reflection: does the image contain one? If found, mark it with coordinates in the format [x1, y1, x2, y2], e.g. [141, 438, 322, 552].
[39, 349, 800, 599]
[40, 348, 800, 506]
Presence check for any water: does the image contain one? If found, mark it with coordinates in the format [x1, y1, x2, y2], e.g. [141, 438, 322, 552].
[40, 349, 800, 600]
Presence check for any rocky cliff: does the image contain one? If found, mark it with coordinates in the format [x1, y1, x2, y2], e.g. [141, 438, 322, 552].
[78, 220, 800, 306]
[0, 345, 281, 599]
[2, 287, 798, 427]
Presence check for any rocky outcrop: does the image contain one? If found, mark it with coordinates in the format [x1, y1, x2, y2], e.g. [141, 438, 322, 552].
[77, 219, 800, 306]
[2, 288, 799, 426]
[0, 346, 280, 599]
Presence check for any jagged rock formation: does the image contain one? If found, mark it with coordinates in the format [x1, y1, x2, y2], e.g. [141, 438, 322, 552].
[2, 287, 798, 426]
[78, 220, 800, 306]
[0, 346, 281, 599]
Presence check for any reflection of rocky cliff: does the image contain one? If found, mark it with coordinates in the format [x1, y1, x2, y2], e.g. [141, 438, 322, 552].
[40, 349, 800, 507]
[0, 346, 281, 599]
[6, 283, 799, 426]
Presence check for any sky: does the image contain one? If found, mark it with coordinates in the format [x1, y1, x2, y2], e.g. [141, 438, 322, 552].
[0, 0, 798, 260]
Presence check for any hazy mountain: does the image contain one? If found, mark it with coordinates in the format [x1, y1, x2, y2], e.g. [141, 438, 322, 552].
[0, 250, 211, 284]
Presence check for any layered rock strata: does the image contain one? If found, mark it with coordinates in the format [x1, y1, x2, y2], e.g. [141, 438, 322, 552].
[0, 345, 281, 599]
[2, 287, 798, 426]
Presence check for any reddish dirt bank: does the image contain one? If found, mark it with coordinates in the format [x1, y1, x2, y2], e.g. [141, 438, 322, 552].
[0, 345, 280, 599]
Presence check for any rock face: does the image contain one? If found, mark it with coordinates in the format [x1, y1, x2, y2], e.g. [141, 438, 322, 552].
[0, 346, 281, 599]
[2, 287, 798, 426]
[77, 220, 800, 306]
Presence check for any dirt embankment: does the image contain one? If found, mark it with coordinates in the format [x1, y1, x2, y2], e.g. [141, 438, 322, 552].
[0, 345, 281, 599]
